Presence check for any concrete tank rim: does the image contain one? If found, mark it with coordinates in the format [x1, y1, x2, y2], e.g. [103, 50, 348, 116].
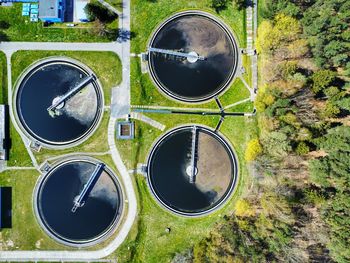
[13, 56, 105, 150]
[147, 10, 241, 104]
[32, 156, 124, 248]
[145, 124, 239, 217]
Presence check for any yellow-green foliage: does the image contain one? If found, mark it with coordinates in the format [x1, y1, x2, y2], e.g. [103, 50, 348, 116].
[255, 89, 275, 112]
[257, 14, 301, 53]
[245, 138, 263, 161]
[257, 20, 273, 53]
[297, 127, 312, 141]
[296, 141, 310, 155]
[279, 112, 301, 128]
[235, 199, 255, 217]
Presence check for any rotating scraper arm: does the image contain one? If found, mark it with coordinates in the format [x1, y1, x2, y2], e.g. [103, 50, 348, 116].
[47, 74, 95, 112]
[71, 163, 104, 213]
[148, 47, 205, 61]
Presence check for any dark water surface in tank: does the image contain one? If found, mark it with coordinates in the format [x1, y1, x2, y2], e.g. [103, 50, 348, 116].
[37, 161, 121, 243]
[149, 128, 235, 214]
[149, 14, 237, 101]
[16, 62, 100, 145]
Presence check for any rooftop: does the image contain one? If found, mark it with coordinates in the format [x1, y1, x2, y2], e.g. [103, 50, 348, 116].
[38, 0, 58, 18]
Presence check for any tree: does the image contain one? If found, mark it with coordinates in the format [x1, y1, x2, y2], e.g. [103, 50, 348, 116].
[296, 141, 310, 155]
[324, 193, 350, 262]
[84, 2, 118, 23]
[211, 0, 228, 12]
[324, 86, 342, 100]
[302, 0, 350, 73]
[0, 21, 10, 30]
[311, 70, 336, 93]
[262, 131, 292, 158]
[265, 98, 292, 117]
[261, 0, 301, 19]
[310, 126, 350, 189]
[0, 31, 9, 41]
[323, 102, 340, 118]
[245, 139, 263, 161]
[336, 97, 350, 111]
[235, 199, 255, 217]
[254, 87, 276, 112]
[257, 14, 301, 53]
[232, 0, 246, 10]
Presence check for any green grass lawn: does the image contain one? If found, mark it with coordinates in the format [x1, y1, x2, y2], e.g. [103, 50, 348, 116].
[116, 120, 163, 170]
[7, 122, 32, 167]
[34, 113, 110, 165]
[0, 3, 117, 42]
[242, 54, 252, 87]
[227, 100, 254, 112]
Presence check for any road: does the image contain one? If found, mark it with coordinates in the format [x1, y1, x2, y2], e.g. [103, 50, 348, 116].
[0, 0, 136, 261]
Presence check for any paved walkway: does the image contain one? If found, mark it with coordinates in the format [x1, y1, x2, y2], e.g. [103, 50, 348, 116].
[110, 0, 131, 118]
[245, 0, 258, 101]
[223, 98, 251, 110]
[98, 0, 121, 15]
[130, 112, 166, 131]
[0, 42, 122, 56]
[5, 166, 36, 170]
[246, 3, 254, 56]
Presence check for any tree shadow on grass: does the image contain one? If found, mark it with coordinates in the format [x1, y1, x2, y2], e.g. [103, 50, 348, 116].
[0, 31, 9, 41]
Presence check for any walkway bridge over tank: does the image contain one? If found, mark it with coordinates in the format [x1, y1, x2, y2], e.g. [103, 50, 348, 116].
[47, 74, 96, 113]
[188, 126, 198, 183]
[148, 47, 205, 63]
[71, 163, 105, 213]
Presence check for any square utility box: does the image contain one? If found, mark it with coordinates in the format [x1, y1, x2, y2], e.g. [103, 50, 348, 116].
[117, 121, 135, 140]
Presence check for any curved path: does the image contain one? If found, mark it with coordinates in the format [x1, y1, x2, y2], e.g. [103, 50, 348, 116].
[0, 0, 137, 261]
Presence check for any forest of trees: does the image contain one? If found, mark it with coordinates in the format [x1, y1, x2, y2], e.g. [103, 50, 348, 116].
[173, 0, 349, 262]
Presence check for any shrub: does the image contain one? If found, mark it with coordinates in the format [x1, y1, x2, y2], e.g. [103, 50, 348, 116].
[296, 142, 309, 155]
[245, 139, 263, 161]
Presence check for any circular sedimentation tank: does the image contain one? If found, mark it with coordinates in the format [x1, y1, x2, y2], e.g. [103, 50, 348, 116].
[147, 125, 238, 216]
[148, 11, 239, 103]
[34, 158, 123, 247]
[14, 58, 104, 148]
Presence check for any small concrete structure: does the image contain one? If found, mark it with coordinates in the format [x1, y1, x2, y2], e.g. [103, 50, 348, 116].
[0, 105, 10, 161]
[117, 121, 134, 140]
